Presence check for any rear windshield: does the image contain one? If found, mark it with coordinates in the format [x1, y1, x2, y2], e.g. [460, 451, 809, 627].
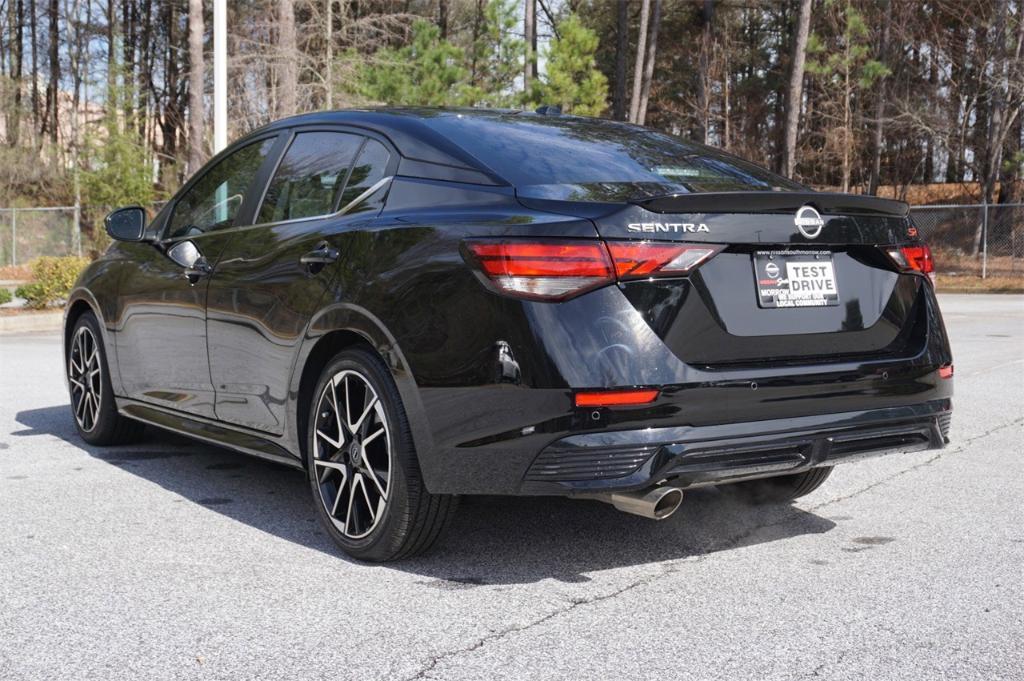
[424, 113, 802, 198]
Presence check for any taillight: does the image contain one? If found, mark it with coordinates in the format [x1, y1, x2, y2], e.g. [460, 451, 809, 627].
[605, 242, 723, 279]
[464, 239, 722, 300]
[887, 244, 936, 284]
[464, 241, 614, 300]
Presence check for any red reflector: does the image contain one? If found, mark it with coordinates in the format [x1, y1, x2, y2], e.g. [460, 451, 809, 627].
[939, 365, 954, 379]
[574, 389, 659, 407]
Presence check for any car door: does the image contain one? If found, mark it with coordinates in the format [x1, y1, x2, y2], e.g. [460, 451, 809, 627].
[205, 128, 394, 434]
[114, 134, 282, 419]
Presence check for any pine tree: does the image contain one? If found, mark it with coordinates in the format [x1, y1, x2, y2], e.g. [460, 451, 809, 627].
[532, 14, 608, 116]
[358, 20, 476, 107]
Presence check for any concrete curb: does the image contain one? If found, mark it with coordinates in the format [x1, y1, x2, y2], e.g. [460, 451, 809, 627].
[0, 311, 63, 335]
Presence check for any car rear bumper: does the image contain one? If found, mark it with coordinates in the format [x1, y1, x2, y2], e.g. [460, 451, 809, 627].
[519, 399, 951, 495]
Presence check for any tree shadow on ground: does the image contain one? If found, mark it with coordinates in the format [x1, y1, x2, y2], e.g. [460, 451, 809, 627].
[14, 404, 837, 585]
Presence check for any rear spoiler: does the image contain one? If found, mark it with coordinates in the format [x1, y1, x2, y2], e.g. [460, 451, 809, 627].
[632, 191, 909, 218]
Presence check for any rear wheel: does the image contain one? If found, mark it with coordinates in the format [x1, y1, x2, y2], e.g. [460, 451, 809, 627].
[67, 312, 144, 445]
[307, 347, 457, 561]
[723, 466, 833, 504]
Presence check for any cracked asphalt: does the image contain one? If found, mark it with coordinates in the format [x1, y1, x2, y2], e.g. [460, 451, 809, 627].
[1, 293, 1022, 680]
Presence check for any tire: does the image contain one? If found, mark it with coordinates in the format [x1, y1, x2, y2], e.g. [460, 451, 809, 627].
[723, 466, 833, 504]
[66, 312, 144, 446]
[306, 346, 457, 561]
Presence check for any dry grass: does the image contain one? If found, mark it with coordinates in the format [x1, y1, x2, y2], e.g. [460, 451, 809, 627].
[935, 274, 1024, 293]
[0, 264, 32, 281]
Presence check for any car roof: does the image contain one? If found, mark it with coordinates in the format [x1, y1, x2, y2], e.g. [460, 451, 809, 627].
[247, 108, 522, 183]
[242, 108, 799, 193]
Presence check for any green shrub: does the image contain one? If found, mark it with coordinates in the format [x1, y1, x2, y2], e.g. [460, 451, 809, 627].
[0, 288, 12, 305]
[17, 256, 90, 309]
[15, 283, 43, 306]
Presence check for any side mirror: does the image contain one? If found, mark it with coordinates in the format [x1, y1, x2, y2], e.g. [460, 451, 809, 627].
[167, 240, 202, 268]
[105, 206, 147, 242]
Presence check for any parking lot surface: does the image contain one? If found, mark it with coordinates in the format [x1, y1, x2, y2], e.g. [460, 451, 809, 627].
[1, 294, 1022, 680]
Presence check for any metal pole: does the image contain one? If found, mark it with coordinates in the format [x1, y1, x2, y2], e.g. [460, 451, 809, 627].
[325, 0, 333, 109]
[11, 208, 16, 266]
[982, 202, 988, 280]
[73, 204, 82, 257]
[213, 0, 227, 154]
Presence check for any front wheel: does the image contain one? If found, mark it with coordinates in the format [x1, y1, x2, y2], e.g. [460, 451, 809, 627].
[722, 466, 833, 504]
[306, 347, 457, 561]
[66, 312, 144, 445]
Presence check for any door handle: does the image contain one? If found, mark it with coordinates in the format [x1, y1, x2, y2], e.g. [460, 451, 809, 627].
[184, 258, 214, 285]
[301, 243, 339, 271]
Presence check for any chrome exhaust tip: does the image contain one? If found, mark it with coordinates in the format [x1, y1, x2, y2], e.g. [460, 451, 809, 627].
[583, 485, 684, 520]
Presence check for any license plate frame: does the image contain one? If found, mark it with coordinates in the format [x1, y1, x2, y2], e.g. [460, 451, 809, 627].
[753, 250, 840, 309]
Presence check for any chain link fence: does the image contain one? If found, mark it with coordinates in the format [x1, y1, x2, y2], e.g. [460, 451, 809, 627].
[911, 203, 1024, 278]
[0, 207, 81, 267]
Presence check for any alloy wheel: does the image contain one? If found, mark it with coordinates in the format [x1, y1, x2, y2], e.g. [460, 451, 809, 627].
[312, 369, 393, 539]
[69, 326, 102, 433]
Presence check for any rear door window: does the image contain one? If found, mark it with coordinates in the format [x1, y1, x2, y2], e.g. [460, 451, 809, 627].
[338, 138, 392, 215]
[257, 131, 364, 224]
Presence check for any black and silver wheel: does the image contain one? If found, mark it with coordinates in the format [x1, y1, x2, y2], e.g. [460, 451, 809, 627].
[69, 324, 102, 434]
[307, 347, 457, 561]
[66, 312, 144, 445]
[312, 368, 392, 539]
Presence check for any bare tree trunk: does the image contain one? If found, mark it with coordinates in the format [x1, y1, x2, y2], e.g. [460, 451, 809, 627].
[46, 0, 59, 145]
[137, 0, 153, 142]
[107, 0, 117, 112]
[437, 0, 448, 40]
[636, 0, 661, 126]
[325, 0, 333, 108]
[841, 37, 851, 193]
[524, 0, 536, 94]
[469, 0, 484, 86]
[188, 0, 205, 173]
[695, 0, 712, 142]
[867, 1, 891, 195]
[278, 0, 297, 117]
[612, 0, 628, 120]
[9, 0, 24, 146]
[924, 56, 937, 181]
[122, 0, 138, 128]
[782, 0, 811, 178]
[30, 0, 40, 144]
[722, 40, 731, 150]
[975, 0, 1024, 256]
[628, 0, 650, 124]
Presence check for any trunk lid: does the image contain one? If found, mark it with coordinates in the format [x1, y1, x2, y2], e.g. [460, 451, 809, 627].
[519, 189, 926, 366]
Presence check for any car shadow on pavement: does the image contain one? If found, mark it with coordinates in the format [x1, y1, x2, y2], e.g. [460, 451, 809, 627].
[15, 404, 837, 585]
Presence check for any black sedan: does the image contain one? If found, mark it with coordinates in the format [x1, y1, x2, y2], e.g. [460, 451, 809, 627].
[65, 108, 953, 561]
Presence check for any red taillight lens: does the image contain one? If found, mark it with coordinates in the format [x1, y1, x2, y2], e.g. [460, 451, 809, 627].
[939, 364, 953, 379]
[605, 242, 723, 279]
[888, 244, 936, 283]
[900, 245, 935, 274]
[464, 241, 614, 300]
[574, 389, 659, 407]
[465, 239, 722, 300]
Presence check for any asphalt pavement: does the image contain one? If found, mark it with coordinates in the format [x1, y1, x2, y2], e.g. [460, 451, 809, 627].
[1, 294, 1022, 680]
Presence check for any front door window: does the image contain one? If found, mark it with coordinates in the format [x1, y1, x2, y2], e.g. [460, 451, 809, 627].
[166, 138, 275, 239]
